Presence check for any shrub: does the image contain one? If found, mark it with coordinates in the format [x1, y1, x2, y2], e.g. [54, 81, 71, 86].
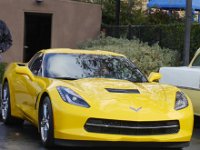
[0, 62, 7, 104]
[79, 36, 180, 76]
[0, 62, 7, 83]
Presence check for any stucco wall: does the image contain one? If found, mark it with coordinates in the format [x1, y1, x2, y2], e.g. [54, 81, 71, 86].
[0, 0, 102, 62]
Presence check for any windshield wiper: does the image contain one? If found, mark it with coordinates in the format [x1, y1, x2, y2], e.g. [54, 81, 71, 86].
[53, 77, 79, 80]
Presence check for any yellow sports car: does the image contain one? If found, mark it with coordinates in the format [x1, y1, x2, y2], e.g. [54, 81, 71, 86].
[1, 48, 193, 148]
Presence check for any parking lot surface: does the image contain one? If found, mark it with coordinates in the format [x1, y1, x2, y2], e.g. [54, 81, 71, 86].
[0, 117, 199, 150]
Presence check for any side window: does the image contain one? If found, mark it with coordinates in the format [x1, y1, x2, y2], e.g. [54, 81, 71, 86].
[28, 53, 41, 68]
[29, 54, 43, 76]
[192, 55, 200, 66]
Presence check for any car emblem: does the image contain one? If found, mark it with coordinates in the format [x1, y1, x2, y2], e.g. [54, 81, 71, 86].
[130, 106, 142, 112]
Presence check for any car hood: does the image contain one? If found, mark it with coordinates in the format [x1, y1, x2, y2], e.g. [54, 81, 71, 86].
[56, 78, 179, 120]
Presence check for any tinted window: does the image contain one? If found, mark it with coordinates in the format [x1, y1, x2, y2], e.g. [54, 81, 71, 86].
[28, 53, 41, 68]
[44, 53, 147, 82]
[192, 55, 200, 66]
[29, 53, 43, 76]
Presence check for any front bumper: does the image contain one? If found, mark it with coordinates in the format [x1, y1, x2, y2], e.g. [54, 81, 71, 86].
[54, 140, 189, 148]
[50, 92, 194, 146]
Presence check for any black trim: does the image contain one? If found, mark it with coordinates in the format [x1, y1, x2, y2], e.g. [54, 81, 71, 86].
[84, 118, 180, 136]
[106, 88, 140, 94]
[54, 139, 189, 148]
[34, 93, 40, 109]
[177, 86, 200, 91]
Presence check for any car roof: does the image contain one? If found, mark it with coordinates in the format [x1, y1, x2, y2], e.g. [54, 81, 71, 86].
[39, 48, 125, 57]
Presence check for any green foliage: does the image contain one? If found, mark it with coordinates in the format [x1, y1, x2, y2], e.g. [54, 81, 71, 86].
[101, 0, 116, 25]
[75, 0, 186, 25]
[101, 0, 184, 25]
[145, 9, 184, 25]
[79, 36, 180, 76]
[102, 0, 146, 25]
[190, 24, 200, 57]
[145, 24, 200, 60]
[131, 24, 185, 53]
[103, 23, 200, 61]
[0, 62, 7, 83]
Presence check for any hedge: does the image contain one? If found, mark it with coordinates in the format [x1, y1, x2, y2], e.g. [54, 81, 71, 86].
[79, 36, 180, 76]
[102, 23, 200, 61]
[0, 62, 7, 83]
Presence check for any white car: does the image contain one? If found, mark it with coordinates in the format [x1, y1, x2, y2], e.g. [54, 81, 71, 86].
[159, 48, 200, 116]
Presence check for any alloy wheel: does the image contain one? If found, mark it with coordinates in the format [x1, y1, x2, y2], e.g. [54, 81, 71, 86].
[40, 103, 50, 142]
[1, 86, 9, 120]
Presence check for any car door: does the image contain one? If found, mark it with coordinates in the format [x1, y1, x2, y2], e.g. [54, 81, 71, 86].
[14, 53, 44, 123]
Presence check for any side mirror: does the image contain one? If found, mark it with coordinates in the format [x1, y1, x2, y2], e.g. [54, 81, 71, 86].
[15, 66, 35, 81]
[148, 72, 162, 83]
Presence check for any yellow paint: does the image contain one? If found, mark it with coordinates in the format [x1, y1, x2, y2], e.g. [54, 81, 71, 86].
[2, 49, 193, 142]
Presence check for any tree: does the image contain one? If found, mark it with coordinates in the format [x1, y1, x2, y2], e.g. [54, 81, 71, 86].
[101, 0, 184, 25]
[102, 0, 145, 25]
[146, 9, 184, 24]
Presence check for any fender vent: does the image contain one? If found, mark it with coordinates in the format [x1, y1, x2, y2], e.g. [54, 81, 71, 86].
[17, 63, 26, 66]
[106, 88, 140, 94]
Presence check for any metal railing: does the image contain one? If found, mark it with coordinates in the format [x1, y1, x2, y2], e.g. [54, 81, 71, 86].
[101, 23, 200, 60]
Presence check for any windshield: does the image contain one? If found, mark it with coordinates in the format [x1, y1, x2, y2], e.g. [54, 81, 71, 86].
[44, 53, 147, 82]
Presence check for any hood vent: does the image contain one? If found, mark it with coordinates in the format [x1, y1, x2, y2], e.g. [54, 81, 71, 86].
[106, 88, 140, 94]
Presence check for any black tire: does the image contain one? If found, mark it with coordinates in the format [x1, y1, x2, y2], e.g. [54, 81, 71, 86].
[39, 96, 54, 147]
[1, 81, 24, 125]
[194, 115, 200, 128]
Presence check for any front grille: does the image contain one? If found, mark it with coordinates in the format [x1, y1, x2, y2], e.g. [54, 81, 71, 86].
[84, 118, 180, 136]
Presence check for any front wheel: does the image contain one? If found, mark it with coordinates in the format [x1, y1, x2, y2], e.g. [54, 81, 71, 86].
[39, 96, 54, 147]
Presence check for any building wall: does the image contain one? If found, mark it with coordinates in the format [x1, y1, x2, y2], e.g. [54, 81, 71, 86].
[0, 0, 102, 62]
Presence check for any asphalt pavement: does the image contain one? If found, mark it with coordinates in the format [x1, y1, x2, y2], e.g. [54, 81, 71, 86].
[0, 117, 199, 150]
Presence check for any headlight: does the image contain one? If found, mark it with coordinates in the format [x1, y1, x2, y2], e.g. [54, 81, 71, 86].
[57, 86, 90, 108]
[175, 91, 188, 110]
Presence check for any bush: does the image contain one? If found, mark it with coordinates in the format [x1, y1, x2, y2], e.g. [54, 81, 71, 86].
[0, 62, 7, 83]
[79, 37, 180, 76]
[0, 62, 7, 105]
